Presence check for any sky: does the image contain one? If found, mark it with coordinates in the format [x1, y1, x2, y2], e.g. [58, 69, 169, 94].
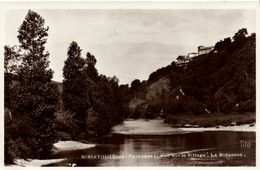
[4, 9, 255, 85]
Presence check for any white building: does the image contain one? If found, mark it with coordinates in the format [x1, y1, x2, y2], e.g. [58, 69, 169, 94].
[198, 45, 214, 55]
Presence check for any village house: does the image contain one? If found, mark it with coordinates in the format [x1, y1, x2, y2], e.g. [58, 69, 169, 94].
[176, 52, 198, 68]
[176, 45, 214, 68]
[198, 45, 214, 55]
[176, 55, 191, 68]
[188, 52, 198, 58]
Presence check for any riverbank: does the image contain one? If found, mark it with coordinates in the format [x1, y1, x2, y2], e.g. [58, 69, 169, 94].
[164, 112, 255, 128]
[10, 118, 255, 167]
[112, 117, 255, 135]
[53, 141, 95, 151]
[10, 141, 96, 167]
[179, 124, 255, 132]
[12, 158, 66, 167]
[112, 119, 184, 135]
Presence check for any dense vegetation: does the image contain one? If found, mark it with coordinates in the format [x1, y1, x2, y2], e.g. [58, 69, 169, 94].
[5, 10, 59, 163]
[4, 10, 255, 165]
[4, 10, 129, 164]
[128, 28, 255, 121]
[60, 41, 128, 140]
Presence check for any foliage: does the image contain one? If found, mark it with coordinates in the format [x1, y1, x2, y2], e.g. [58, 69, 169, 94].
[5, 10, 59, 163]
[62, 42, 129, 139]
[54, 110, 79, 140]
[214, 37, 232, 53]
[164, 112, 255, 127]
[145, 104, 160, 119]
[164, 114, 177, 124]
[127, 28, 255, 119]
[4, 46, 20, 108]
[62, 41, 89, 130]
[131, 79, 141, 91]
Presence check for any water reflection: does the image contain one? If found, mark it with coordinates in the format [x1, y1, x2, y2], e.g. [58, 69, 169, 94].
[47, 131, 255, 166]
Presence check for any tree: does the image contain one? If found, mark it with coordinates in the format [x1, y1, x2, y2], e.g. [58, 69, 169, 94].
[84, 52, 98, 80]
[4, 46, 20, 108]
[233, 28, 248, 42]
[62, 41, 90, 118]
[214, 37, 232, 53]
[232, 28, 248, 49]
[109, 75, 119, 87]
[4, 46, 20, 75]
[12, 10, 58, 117]
[62, 42, 92, 138]
[131, 79, 141, 91]
[5, 10, 59, 160]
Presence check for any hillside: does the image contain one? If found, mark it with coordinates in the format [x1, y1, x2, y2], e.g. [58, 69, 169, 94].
[127, 29, 255, 124]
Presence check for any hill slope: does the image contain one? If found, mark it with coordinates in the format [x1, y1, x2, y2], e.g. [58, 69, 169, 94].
[127, 29, 255, 121]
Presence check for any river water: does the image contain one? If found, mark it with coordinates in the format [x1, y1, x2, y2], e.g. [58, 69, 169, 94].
[47, 119, 255, 166]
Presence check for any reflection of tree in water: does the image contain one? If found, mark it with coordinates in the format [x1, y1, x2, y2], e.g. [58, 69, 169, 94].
[47, 131, 255, 166]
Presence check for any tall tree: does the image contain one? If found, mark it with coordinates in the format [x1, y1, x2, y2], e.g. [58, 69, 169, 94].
[233, 28, 248, 42]
[6, 10, 58, 159]
[131, 79, 141, 91]
[62, 41, 90, 137]
[12, 10, 57, 115]
[232, 28, 248, 49]
[85, 52, 98, 80]
[63, 41, 89, 113]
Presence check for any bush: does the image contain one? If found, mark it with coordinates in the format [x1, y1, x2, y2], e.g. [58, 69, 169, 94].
[240, 100, 255, 112]
[192, 102, 205, 115]
[164, 101, 186, 115]
[164, 114, 177, 124]
[220, 102, 232, 114]
[145, 104, 160, 119]
[85, 115, 103, 137]
[128, 110, 141, 119]
[56, 132, 72, 140]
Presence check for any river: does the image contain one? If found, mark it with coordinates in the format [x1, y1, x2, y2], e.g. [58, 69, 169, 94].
[46, 119, 255, 166]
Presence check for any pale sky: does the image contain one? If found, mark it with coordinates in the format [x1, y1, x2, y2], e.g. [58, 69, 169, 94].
[4, 9, 255, 85]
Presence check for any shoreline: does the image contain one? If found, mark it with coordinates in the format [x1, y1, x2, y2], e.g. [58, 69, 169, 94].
[112, 119, 255, 135]
[12, 158, 66, 167]
[178, 124, 255, 132]
[11, 141, 96, 167]
[53, 140, 96, 152]
[10, 121, 255, 167]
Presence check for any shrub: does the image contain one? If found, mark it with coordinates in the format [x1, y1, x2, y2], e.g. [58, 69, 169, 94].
[192, 102, 205, 115]
[240, 100, 255, 112]
[129, 110, 141, 119]
[164, 114, 177, 124]
[145, 104, 160, 119]
[56, 132, 72, 141]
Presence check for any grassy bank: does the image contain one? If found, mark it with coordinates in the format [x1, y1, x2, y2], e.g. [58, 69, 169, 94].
[164, 112, 255, 127]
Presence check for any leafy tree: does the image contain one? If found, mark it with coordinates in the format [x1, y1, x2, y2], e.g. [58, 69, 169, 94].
[86, 52, 97, 65]
[12, 10, 58, 116]
[4, 46, 20, 75]
[233, 28, 248, 42]
[84, 52, 98, 80]
[214, 37, 232, 52]
[62, 45, 126, 138]
[5, 10, 59, 161]
[62, 41, 90, 136]
[131, 79, 141, 91]
[232, 28, 248, 49]
[4, 46, 20, 108]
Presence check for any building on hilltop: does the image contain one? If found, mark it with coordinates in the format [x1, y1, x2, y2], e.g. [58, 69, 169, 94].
[175, 45, 213, 68]
[176, 55, 192, 68]
[188, 52, 198, 58]
[198, 45, 214, 55]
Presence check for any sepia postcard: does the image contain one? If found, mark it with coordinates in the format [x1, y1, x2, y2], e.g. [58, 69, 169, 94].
[0, 1, 259, 169]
